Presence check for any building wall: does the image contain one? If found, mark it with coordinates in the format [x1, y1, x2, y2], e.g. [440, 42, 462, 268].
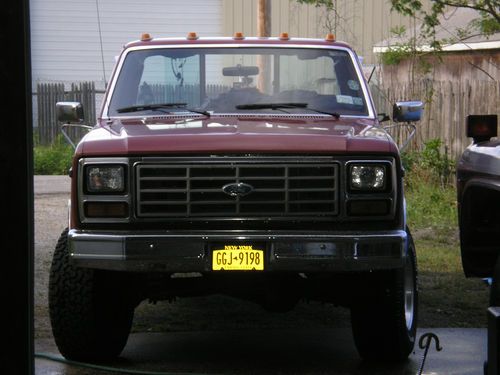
[223, 0, 427, 65]
[30, 0, 223, 90]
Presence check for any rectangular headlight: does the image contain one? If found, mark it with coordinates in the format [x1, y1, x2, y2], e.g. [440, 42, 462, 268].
[85, 165, 125, 193]
[349, 164, 387, 191]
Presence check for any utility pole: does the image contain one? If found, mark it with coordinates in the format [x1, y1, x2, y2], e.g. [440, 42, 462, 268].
[257, 0, 271, 93]
[257, 0, 271, 37]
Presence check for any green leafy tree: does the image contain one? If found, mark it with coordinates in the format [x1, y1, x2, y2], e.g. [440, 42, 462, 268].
[390, 0, 500, 43]
[382, 1, 499, 84]
[299, 1, 499, 48]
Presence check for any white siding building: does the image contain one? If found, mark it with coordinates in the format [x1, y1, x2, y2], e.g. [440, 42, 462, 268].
[30, 0, 223, 90]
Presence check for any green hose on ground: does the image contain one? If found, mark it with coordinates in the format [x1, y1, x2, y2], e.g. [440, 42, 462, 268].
[35, 352, 215, 375]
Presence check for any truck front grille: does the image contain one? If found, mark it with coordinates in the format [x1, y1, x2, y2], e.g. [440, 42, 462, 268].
[135, 158, 339, 218]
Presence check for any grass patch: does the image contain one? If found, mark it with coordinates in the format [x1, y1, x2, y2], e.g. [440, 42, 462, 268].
[34, 137, 73, 175]
[406, 183, 457, 233]
[416, 238, 488, 327]
[403, 140, 489, 327]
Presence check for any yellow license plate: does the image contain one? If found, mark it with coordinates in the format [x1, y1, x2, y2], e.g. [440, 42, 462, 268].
[212, 245, 264, 271]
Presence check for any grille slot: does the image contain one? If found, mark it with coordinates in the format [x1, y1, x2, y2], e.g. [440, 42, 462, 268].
[136, 160, 339, 218]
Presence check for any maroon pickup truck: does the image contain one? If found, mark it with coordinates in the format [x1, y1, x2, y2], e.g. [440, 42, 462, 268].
[50, 34, 423, 362]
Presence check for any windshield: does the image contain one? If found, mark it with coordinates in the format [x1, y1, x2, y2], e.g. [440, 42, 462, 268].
[107, 47, 369, 117]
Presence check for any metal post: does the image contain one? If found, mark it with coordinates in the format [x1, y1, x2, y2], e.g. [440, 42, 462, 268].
[257, 0, 271, 94]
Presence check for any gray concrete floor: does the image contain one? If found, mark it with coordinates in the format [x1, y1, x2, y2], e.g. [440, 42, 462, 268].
[35, 328, 487, 375]
[34, 175, 71, 195]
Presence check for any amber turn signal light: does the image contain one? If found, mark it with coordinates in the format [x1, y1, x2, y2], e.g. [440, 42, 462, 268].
[325, 33, 335, 42]
[279, 32, 290, 40]
[84, 202, 129, 218]
[347, 200, 390, 216]
[233, 32, 244, 40]
[141, 33, 152, 42]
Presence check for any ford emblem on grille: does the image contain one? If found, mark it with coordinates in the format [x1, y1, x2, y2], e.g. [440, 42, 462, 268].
[222, 182, 254, 197]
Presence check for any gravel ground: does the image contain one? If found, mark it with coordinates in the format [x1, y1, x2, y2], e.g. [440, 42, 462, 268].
[35, 192, 69, 339]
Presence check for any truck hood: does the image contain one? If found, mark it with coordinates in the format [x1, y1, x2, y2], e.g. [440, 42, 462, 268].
[458, 139, 500, 177]
[76, 116, 398, 156]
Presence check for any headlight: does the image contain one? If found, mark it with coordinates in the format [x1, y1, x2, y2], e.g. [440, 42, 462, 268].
[86, 165, 125, 193]
[349, 164, 386, 190]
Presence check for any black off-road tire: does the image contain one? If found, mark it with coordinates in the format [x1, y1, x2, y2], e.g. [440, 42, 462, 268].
[49, 228, 135, 361]
[350, 228, 418, 361]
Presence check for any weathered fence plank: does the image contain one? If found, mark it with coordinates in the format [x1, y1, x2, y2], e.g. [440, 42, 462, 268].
[374, 79, 500, 160]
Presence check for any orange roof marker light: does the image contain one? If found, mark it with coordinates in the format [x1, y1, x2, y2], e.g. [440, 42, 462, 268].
[233, 32, 245, 40]
[187, 32, 199, 40]
[279, 32, 290, 40]
[325, 33, 336, 42]
[141, 33, 153, 42]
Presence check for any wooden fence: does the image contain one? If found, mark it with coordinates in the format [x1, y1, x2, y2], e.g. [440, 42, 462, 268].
[36, 82, 101, 145]
[372, 79, 500, 161]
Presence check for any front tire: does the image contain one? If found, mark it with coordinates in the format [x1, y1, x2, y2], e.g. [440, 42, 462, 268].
[350, 228, 418, 361]
[49, 229, 135, 361]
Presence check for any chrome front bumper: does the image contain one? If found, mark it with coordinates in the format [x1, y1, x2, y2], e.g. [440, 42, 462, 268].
[68, 229, 408, 272]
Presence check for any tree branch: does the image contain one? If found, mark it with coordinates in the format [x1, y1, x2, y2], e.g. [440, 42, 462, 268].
[432, 0, 500, 23]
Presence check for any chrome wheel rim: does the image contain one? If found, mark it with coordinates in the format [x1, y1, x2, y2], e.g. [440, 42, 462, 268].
[404, 253, 415, 331]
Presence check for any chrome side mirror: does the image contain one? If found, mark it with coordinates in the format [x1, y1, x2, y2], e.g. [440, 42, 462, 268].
[56, 102, 84, 123]
[56, 102, 92, 149]
[393, 101, 423, 122]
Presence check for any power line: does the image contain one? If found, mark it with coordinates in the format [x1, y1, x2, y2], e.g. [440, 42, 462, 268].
[95, 0, 107, 86]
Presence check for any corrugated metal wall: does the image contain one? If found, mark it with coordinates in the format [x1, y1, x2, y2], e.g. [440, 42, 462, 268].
[30, 0, 223, 90]
[223, 0, 424, 65]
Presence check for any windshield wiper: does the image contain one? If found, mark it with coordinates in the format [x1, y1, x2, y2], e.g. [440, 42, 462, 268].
[236, 102, 308, 110]
[116, 103, 210, 117]
[235, 102, 340, 118]
[303, 107, 340, 119]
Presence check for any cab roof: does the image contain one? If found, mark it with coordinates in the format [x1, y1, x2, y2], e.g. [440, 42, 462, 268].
[124, 35, 354, 51]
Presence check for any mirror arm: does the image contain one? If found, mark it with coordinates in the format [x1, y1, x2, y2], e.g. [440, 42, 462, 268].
[383, 123, 417, 153]
[61, 123, 93, 149]
[399, 123, 417, 152]
[378, 113, 391, 122]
